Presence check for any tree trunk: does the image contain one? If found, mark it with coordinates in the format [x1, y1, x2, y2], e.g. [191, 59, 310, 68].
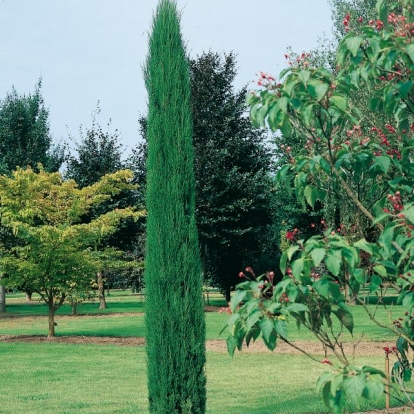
[69, 296, 78, 315]
[0, 285, 5, 313]
[97, 270, 107, 309]
[25, 291, 32, 302]
[344, 268, 355, 305]
[225, 286, 231, 303]
[48, 303, 56, 338]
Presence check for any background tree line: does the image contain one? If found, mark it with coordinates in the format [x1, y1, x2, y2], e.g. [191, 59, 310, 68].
[0, 0, 384, 311]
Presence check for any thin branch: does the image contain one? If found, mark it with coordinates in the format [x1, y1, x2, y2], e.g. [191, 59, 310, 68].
[278, 336, 322, 363]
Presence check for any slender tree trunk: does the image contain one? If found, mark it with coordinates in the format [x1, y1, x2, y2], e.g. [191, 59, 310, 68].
[97, 270, 107, 309]
[344, 267, 355, 305]
[69, 296, 78, 315]
[201, 243, 209, 305]
[25, 291, 32, 302]
[48, 301, 56, 338]
[225, 286, 231, 303]
[0, 285, 5, 313]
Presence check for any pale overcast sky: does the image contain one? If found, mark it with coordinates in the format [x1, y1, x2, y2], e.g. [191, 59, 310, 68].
[0, 0, 334, 154]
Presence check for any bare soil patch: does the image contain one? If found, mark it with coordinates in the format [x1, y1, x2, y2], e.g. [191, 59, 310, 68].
[0, 334, 145, 346]
[0, 312, 144, 322]
[0, 334, 396, 357]
[353, 409, 411, 414]
[207, 339, 399, 357]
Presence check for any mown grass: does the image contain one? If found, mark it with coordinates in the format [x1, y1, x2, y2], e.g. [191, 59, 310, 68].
[0, 291, 400, 343]
[4, 289, 227, 316]
[0, 342, 402, 414]
[0, 291, 409, 413]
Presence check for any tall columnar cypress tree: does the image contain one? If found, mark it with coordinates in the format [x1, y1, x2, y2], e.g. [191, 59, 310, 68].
[144, 1, 206, 413]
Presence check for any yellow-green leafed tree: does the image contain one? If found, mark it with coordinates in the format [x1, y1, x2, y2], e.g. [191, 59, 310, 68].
[0, 166, 142, 337]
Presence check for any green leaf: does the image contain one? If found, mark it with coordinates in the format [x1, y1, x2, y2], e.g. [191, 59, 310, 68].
[279, 67, 293, 79]
[313, 278, 341, 300]
[280, 115, 292, 137]
[307, 80, 329, 101]
[316, 372, 334, 392]
[287, 245, 300, 261]
[274, 319, 287, 338]
[245, 92, 259, 106]
[402, 292, 414, 313]
[226, 335, 238, 357]
[284, 77, 300, 95]
[230, 290, 246, 312]
[342, 247, 358, 269]
[404, 205, 414, 225]
[325, 249, 342, 276]
[397, 81, 413, 99]
[333, 304, 354, 334]
[374, 156, 391, 174]
[405, 44, 414, 64]
[246, 309, 262, 331]
[268, 98, 289, 130]
[396, 336, 408, 356]
[373, 265, 387, 278]
[404, 368, 412, 382]
[322, 381, 332, 409]
[372, 213, 389, 225]
[291, 257, 304, 279]
[362, 366, 386, 378]
[330, 373, 344, 397]
[323, 383, 346, 414]
[329, 95, 347, 112]
[302, 104, 314, 127]
[369, 274, 382, 293]
[260, 318, 277, 351]
[363, 380, 384, 401]
[353, 268, 366, 284]
[343, 375, 365, 402]
[311, 248, 326, 267]
[345, 35, 364, 57]
[249, 103, 262, 128]
[298, 70, 311, 86]
[245, 325, 260, 347]
[369, 96, 381, 111]
[276, 164, 291, 184]
[287, 303, 309, 313]
[379, 225, 395, 258]
[354, 239, 373, 255]
[320, 157, 331, 174]
[304, 185, 317, 209]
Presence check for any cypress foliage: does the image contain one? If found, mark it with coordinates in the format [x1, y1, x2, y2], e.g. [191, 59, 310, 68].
[144, 1, 206, 413]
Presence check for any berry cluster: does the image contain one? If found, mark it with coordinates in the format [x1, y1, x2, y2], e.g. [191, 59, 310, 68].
[286, 228, 299, 241]
[387, 12, 414, 37]
[384, 191, 404, 213]
[284, 52, 311, 68]
[368, 19, 384, 31]
[218, 306, 232, 314]
[383, 346, 397, 355]
[279, 292, 290, 303]
[343, 13, 351, 32]
[256, 71, 275, 87]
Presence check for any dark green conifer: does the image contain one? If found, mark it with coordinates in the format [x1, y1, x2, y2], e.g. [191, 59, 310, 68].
[144, 1, 206, 413]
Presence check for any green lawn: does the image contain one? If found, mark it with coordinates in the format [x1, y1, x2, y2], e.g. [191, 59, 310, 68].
[0, 290, 408, 413]
[0, 291, 400, 342]
[0, 342, 400, 414]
